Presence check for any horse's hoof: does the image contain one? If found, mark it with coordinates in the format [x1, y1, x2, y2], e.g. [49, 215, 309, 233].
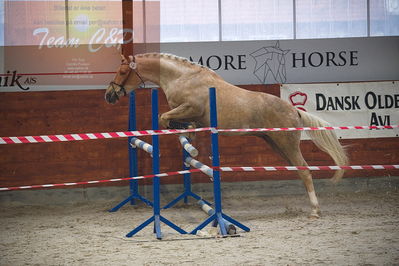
[309, 210, 321, 219]
[168, 120, 192, 129]
[160, 121, 170, 129]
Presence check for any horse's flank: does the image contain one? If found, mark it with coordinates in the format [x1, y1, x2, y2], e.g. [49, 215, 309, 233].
[132, 53, 299, 131]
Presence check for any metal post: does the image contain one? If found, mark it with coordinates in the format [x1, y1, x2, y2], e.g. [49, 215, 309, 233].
[151, 89, 162, 239]
[209, 87, 226, 235]
[126, 89, 187, 239]
[129, 90, 138, 205]
[190, 87, 250, 236]
[109, 90, 152, 212]
[183, 149, 191, 204]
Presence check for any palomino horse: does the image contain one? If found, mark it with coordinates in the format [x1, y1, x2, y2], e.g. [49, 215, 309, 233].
[105, 53, 348, 218]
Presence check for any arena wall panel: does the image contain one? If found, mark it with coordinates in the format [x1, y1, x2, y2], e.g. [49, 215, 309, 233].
[0, 85, 398, 189]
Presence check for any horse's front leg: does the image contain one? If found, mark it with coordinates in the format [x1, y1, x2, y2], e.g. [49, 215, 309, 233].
[159, 103, 200, 129]
[160, 104, 201, 140]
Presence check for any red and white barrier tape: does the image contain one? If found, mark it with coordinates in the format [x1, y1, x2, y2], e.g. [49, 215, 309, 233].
[0, 128, 211, 145]
[217, 125, 399, 133]
[219, 165, 399, 172]
[0, 169, 203, 191]
[1, 125, 398, 145]
[1, 164, 398, 191]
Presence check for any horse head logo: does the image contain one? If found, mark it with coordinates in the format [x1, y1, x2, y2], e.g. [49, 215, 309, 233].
[250, 41, 289, 84]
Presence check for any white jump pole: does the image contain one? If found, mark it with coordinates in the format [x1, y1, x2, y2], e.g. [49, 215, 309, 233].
[179, 136, 199, 157]
[184, 157, 213, 179]
[130, 137, 153, 156]
[198, 200, 236, 235]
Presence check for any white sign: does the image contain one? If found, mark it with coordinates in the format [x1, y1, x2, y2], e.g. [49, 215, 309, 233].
[161, 36, 399, 85]
[281, 81, 399, 139]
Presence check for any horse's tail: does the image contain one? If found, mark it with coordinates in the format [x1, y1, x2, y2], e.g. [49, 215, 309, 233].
[298, 110, 349, 183]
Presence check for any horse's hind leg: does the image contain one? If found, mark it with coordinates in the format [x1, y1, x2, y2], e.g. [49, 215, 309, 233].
[261, 133, 321, 218]
[296, 168, 321, 218]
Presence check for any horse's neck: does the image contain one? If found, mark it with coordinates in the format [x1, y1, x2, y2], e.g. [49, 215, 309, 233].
[138, 56, 193, 93]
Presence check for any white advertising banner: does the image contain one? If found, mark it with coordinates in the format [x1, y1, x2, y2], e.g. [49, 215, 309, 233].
[161, 37, 399, 85]
[281, 81, 399, 139]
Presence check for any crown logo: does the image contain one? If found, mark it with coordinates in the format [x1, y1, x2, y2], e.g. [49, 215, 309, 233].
[289, 91, 308, 111]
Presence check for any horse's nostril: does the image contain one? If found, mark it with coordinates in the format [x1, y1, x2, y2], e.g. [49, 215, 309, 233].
[105, 91, 118, 104]
[105, 92, 114, 103]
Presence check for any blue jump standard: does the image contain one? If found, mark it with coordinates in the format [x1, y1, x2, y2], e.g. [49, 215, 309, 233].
[125, 89, 187, 239]
[111, 87, 249, 238]
[109, 90, 152, 212]
[190, 87, 250, 236]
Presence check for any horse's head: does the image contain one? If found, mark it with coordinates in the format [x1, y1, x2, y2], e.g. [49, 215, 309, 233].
[105, 55, 145, 104]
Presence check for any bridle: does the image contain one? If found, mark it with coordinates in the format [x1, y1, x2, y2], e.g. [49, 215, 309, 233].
[109, 56, 145, 99]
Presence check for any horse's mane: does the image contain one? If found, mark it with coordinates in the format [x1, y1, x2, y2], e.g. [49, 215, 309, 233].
[136, 53, 214, 73]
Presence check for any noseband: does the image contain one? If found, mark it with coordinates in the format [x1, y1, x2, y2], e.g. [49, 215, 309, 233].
[109, 57, 145, 99]
[109, 80, 127, 99]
